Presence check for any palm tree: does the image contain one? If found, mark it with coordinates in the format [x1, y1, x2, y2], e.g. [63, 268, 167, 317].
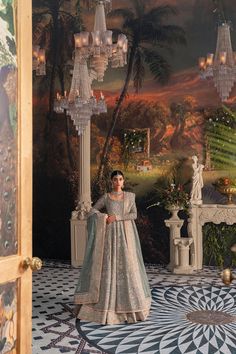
[33, 0, 82, 171]
[96, 0, 186, 189]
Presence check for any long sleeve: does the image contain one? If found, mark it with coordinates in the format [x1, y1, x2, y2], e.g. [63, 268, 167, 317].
[116, 194, 137, 221]
[88, 194, 106, 217]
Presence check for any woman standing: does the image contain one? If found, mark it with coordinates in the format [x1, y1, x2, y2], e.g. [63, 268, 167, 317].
[74, 170, 151, 325]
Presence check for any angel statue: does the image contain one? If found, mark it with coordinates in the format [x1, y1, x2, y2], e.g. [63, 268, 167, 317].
[190, 156, 204, 205]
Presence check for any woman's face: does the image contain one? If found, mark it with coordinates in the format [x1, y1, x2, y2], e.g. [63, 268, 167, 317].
[111, 175, 124, 190]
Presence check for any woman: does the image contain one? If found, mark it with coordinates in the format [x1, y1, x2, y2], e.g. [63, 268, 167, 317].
[74, 170, 151, 325]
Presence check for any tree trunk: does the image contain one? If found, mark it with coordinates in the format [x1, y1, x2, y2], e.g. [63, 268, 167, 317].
[43, 10, 60, 171]
[58, 66, 75, 172]
[96, 44, 137, 184]
[152, 120, 167, 153]
[48, 13, 59, 120]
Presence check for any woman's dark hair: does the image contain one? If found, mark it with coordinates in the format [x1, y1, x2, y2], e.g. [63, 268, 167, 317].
[110, 170, 124, 180]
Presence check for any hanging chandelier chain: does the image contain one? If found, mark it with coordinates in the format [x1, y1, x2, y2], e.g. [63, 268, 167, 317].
[213, 0, 227, 25]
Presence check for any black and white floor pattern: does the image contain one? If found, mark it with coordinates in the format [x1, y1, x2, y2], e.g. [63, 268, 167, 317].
[32, 261, 236, 354]
[78, 286, 236, 354]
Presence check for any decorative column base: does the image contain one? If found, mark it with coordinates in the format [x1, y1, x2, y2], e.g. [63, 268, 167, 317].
[70, 210, 88, 268]
[173, 238, 194, 274]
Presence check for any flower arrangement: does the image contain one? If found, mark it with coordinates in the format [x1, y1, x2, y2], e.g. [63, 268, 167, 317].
[147, 183, 190, 211]
[214, 177, 236, 204]
[215, 177, 236, 188]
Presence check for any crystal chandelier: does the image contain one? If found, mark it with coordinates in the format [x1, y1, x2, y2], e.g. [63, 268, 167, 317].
[32, 45, 46, 76]
[198, 22, 236, 101]
[54, 0, 127, 135]
[74, 0, 128, 82]
[54, 56, 107, 135]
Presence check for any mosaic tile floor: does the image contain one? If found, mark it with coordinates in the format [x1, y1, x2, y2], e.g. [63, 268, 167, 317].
[32, 261, 236, 354]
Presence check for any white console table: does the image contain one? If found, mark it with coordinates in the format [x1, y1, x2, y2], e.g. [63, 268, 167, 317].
[188, 204, 236, 270]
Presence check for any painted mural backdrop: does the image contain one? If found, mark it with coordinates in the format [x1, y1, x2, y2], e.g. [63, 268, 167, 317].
[0, 0, 17, 257]
[0, 1, 18, 352]
[90, 0, 236, 264]
[32, 0, 236, 263]
[91, 0, 236, 178]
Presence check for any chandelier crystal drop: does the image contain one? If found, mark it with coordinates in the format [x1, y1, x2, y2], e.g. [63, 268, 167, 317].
[199, 23, 236, 101]
[54, 57, 107, 135]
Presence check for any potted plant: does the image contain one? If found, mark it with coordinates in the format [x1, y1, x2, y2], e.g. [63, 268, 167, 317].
[147, 183, 190, 219]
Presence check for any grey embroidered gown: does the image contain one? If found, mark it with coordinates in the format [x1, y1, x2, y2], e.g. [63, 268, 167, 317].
[74, 192, 151, 325]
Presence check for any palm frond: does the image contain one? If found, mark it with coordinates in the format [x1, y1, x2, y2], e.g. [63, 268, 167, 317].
[130, 0, 145, 18]
[143, 48, 171, 85]
[142, 24, 186, 46]
[32, 0, 49, 7]
[133, 47, 145, 93]
[81, 0, 94, 10]
[33, 19, 52, 45]
[145, 5, 178, 23]
[108, 8, 134, 21]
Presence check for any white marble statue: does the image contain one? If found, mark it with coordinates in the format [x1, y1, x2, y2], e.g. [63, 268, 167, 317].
[190, 156, 204, 205]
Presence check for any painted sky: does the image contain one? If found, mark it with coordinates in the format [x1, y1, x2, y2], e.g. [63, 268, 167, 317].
[87, 0, 236, 106]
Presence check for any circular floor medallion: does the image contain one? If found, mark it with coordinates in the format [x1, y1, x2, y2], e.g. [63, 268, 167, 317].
[186, 309, 236, 325]
[77, 286, 236, 354]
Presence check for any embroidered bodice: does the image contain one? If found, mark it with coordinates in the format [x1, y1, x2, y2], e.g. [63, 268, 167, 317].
[89, 192, 137, 221]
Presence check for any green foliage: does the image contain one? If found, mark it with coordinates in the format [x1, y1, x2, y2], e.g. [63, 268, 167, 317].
[205, 106, 236, 169]
[123, 129, 147, 169]
[147, 158, 191, 212]
[148, 183, 189, 212]
[203, 223, 236, 267]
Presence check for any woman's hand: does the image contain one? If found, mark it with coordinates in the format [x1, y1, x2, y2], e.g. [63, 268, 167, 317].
[106, 215, 116, 224]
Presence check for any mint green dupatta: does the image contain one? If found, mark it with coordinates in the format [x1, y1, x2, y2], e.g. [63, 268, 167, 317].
[74, 213, 107, 304]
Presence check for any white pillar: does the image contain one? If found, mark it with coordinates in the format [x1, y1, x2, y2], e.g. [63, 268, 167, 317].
[187, 206, 203, 270]
[77, 122, 91, 218]
[70, 122, 91, 268]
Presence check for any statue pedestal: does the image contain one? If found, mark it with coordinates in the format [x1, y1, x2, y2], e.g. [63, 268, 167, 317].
[173, 238, 194, 274]
[165, 208, 194, 274]
[165, 216, 184, 272]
